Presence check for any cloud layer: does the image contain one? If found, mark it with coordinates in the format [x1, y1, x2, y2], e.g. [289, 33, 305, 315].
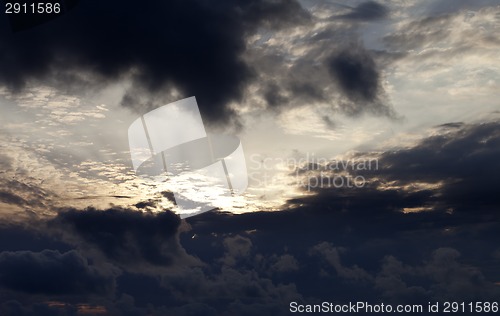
[0, 0, 309, 124]
[0, 121, 499, 314]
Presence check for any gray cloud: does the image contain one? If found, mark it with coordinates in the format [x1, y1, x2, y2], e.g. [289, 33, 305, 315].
[338, 1, 389, 21]
[0, 0, 310, 125]
[329, 48, 379, 101]
[0, 3, 499, 312]
[0, 180, 51, 210]
[311, 242, 372, 281]
[0, 191, 26, 207]
[50, 207, 194, 271]
[21, 120, 489, 313]
[292, 121, 500, 216]
[0, 249, 118, 295]
[244, 8, 400, 120]
[376, 248, 500, 302]
[270, 254, 299, 273]
[327, 45, 395, 116]
[383, 14, 455, 51]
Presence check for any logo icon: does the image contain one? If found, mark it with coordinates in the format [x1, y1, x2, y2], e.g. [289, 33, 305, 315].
[128, 97, 248, 218]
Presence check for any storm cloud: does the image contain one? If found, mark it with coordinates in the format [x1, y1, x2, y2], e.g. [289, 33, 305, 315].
[0, 0, 309, 124]
[327, 46, 393, 116]
[0, 249, 116, 295]
[52, 207, 187, 269]
[339, 1, 389, 21]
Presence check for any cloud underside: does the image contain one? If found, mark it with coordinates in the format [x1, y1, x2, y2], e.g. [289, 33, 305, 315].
[0, 1, 499, 314]
[292, 121, 500, 214]
[0, 121, 499, 314]
[0, 0, 311, 125]
[0, 0, 401, 127]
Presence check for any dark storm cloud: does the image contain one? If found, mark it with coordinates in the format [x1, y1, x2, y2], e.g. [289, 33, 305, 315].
[248, 43, 397, 118]
[1, 120, 499, 313]
[180, 121, 500, 307]
[328, 47, 379, 104]
[0, 224, 71, 253]
[284, 121, 500, 219]
[375, 247, 500, 302]
[339, 1, 389, 21]
[1, 176, 499, 315]
[323, 45, 397, 117]
[0, 0, 309, 124]
[311, 242, 372, 281]
[370, 121, 500, 212]
[51, 207, 186, 268]
[182, 210, 500, 310]
[0, 249, 116, 295]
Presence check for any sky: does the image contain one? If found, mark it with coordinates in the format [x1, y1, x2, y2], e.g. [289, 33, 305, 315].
[0, 0, 500, 315]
